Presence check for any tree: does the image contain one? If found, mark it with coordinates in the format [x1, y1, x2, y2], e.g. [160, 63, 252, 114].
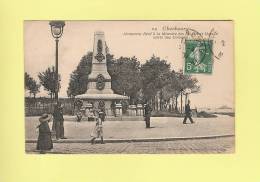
[67, 52, 142, 104]
[67, 52, 92, 97]
[108, 56, 142, 104]
[140, 55, 171, 109]
[160, 71, 179, 109]
[66, 51, 201, 112]
[175, 70, 200, 113]
[30, 81, 41, 98]
[25, 72, 32, 90]
[38, 66, 60, 99]
[25, 72, 40, 98]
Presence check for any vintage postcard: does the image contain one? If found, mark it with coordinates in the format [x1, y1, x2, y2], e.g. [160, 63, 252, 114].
[24, 20, 234, 154]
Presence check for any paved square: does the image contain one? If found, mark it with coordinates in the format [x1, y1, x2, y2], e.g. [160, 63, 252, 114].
[25, 115, 234, 140]
[25, 115, 234, 154]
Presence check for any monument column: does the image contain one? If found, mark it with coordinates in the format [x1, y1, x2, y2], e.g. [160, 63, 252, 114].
[86, 31, 113, 94]
[75, 31, 129, 117]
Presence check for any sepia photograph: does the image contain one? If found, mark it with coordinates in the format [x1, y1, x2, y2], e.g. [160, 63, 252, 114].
[24, 20, 234, 154]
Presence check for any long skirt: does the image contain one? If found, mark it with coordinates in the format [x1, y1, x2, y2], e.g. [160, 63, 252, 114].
[37, 133, 53, 150]
[90, 126, 103, 138]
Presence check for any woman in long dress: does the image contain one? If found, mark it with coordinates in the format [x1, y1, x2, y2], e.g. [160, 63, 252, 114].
[90, 111, 104, 144]
[36, 113, 53, 154]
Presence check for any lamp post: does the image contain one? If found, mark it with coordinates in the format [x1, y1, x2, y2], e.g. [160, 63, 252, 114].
[49, 21, 65, 104]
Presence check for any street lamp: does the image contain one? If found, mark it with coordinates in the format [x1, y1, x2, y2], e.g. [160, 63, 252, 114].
[49, 21, 65, 104]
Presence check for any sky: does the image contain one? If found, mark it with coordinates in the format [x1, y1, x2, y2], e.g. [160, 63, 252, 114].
[24, 21, 234, 108]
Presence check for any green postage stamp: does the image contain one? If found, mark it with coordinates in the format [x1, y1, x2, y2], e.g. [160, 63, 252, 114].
[184, 39, 213, 74]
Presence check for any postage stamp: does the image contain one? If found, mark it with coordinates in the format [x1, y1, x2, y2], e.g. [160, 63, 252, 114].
[184, 39, 213, 74]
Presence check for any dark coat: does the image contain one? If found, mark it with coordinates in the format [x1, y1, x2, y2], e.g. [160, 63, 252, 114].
[144, 105, 152, 117]
[53, 107, 64, 122]
[185, 104, 192, 116]
[100, 110, 106, 122]
[37, 121, 53, 150]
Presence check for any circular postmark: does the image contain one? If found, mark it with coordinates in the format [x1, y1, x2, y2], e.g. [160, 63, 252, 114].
[181, 27, 224, 74]
[207, 28, 224, 60]
[183, 28, 212, 66]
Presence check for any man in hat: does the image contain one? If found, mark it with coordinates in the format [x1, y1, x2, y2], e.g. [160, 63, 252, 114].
[183, 100, 195, 124]
[37, 113, 53, 154]
[144, 103, 152, 128]
[53, 102, 67, 140]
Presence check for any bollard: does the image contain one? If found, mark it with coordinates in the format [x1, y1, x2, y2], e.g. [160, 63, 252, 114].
[128, 105, 137, 116]
[115, 103, 122, 117]
[137, 104, 143, 116]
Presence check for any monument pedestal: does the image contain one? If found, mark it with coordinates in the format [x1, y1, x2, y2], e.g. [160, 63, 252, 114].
[76, 31, 128, 116]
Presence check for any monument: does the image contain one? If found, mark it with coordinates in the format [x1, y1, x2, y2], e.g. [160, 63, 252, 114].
[76, 31, 128, 116]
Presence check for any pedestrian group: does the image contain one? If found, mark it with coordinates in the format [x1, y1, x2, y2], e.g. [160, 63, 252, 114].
[36, 101, 194, 154]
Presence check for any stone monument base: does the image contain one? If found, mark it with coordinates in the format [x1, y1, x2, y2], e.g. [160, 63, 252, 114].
[76, 93, 128, 117]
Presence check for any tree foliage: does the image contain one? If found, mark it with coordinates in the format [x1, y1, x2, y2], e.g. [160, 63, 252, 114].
[109, 56, 142, 103]
[38, 66, 60, 99]
[67, 52, 200, 111]
[68, 53, 142, 104]
[160, 71, 179, 101]
[25, 72, 40, 98]
[67, 52, 92, 97]
[173, 70, 200, 111]
[140, 55, 171, 101]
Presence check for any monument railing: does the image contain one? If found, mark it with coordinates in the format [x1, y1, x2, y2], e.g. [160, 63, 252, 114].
[25, 97, 74, 116]
[25, 97, 145, 117]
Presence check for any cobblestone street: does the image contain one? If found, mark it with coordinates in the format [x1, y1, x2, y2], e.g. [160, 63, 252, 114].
[26, 136, 234, 154]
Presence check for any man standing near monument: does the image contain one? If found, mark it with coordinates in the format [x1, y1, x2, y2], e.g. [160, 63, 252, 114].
[183, 100, 195, 124]
[144, 103, 152, 128]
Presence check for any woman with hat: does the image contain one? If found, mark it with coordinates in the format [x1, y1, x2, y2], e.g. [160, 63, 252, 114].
[90, 111, 104, 144]
[36, 113, 53, 154]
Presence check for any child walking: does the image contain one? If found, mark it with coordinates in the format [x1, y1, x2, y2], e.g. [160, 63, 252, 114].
[90, 111, 104, 144]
